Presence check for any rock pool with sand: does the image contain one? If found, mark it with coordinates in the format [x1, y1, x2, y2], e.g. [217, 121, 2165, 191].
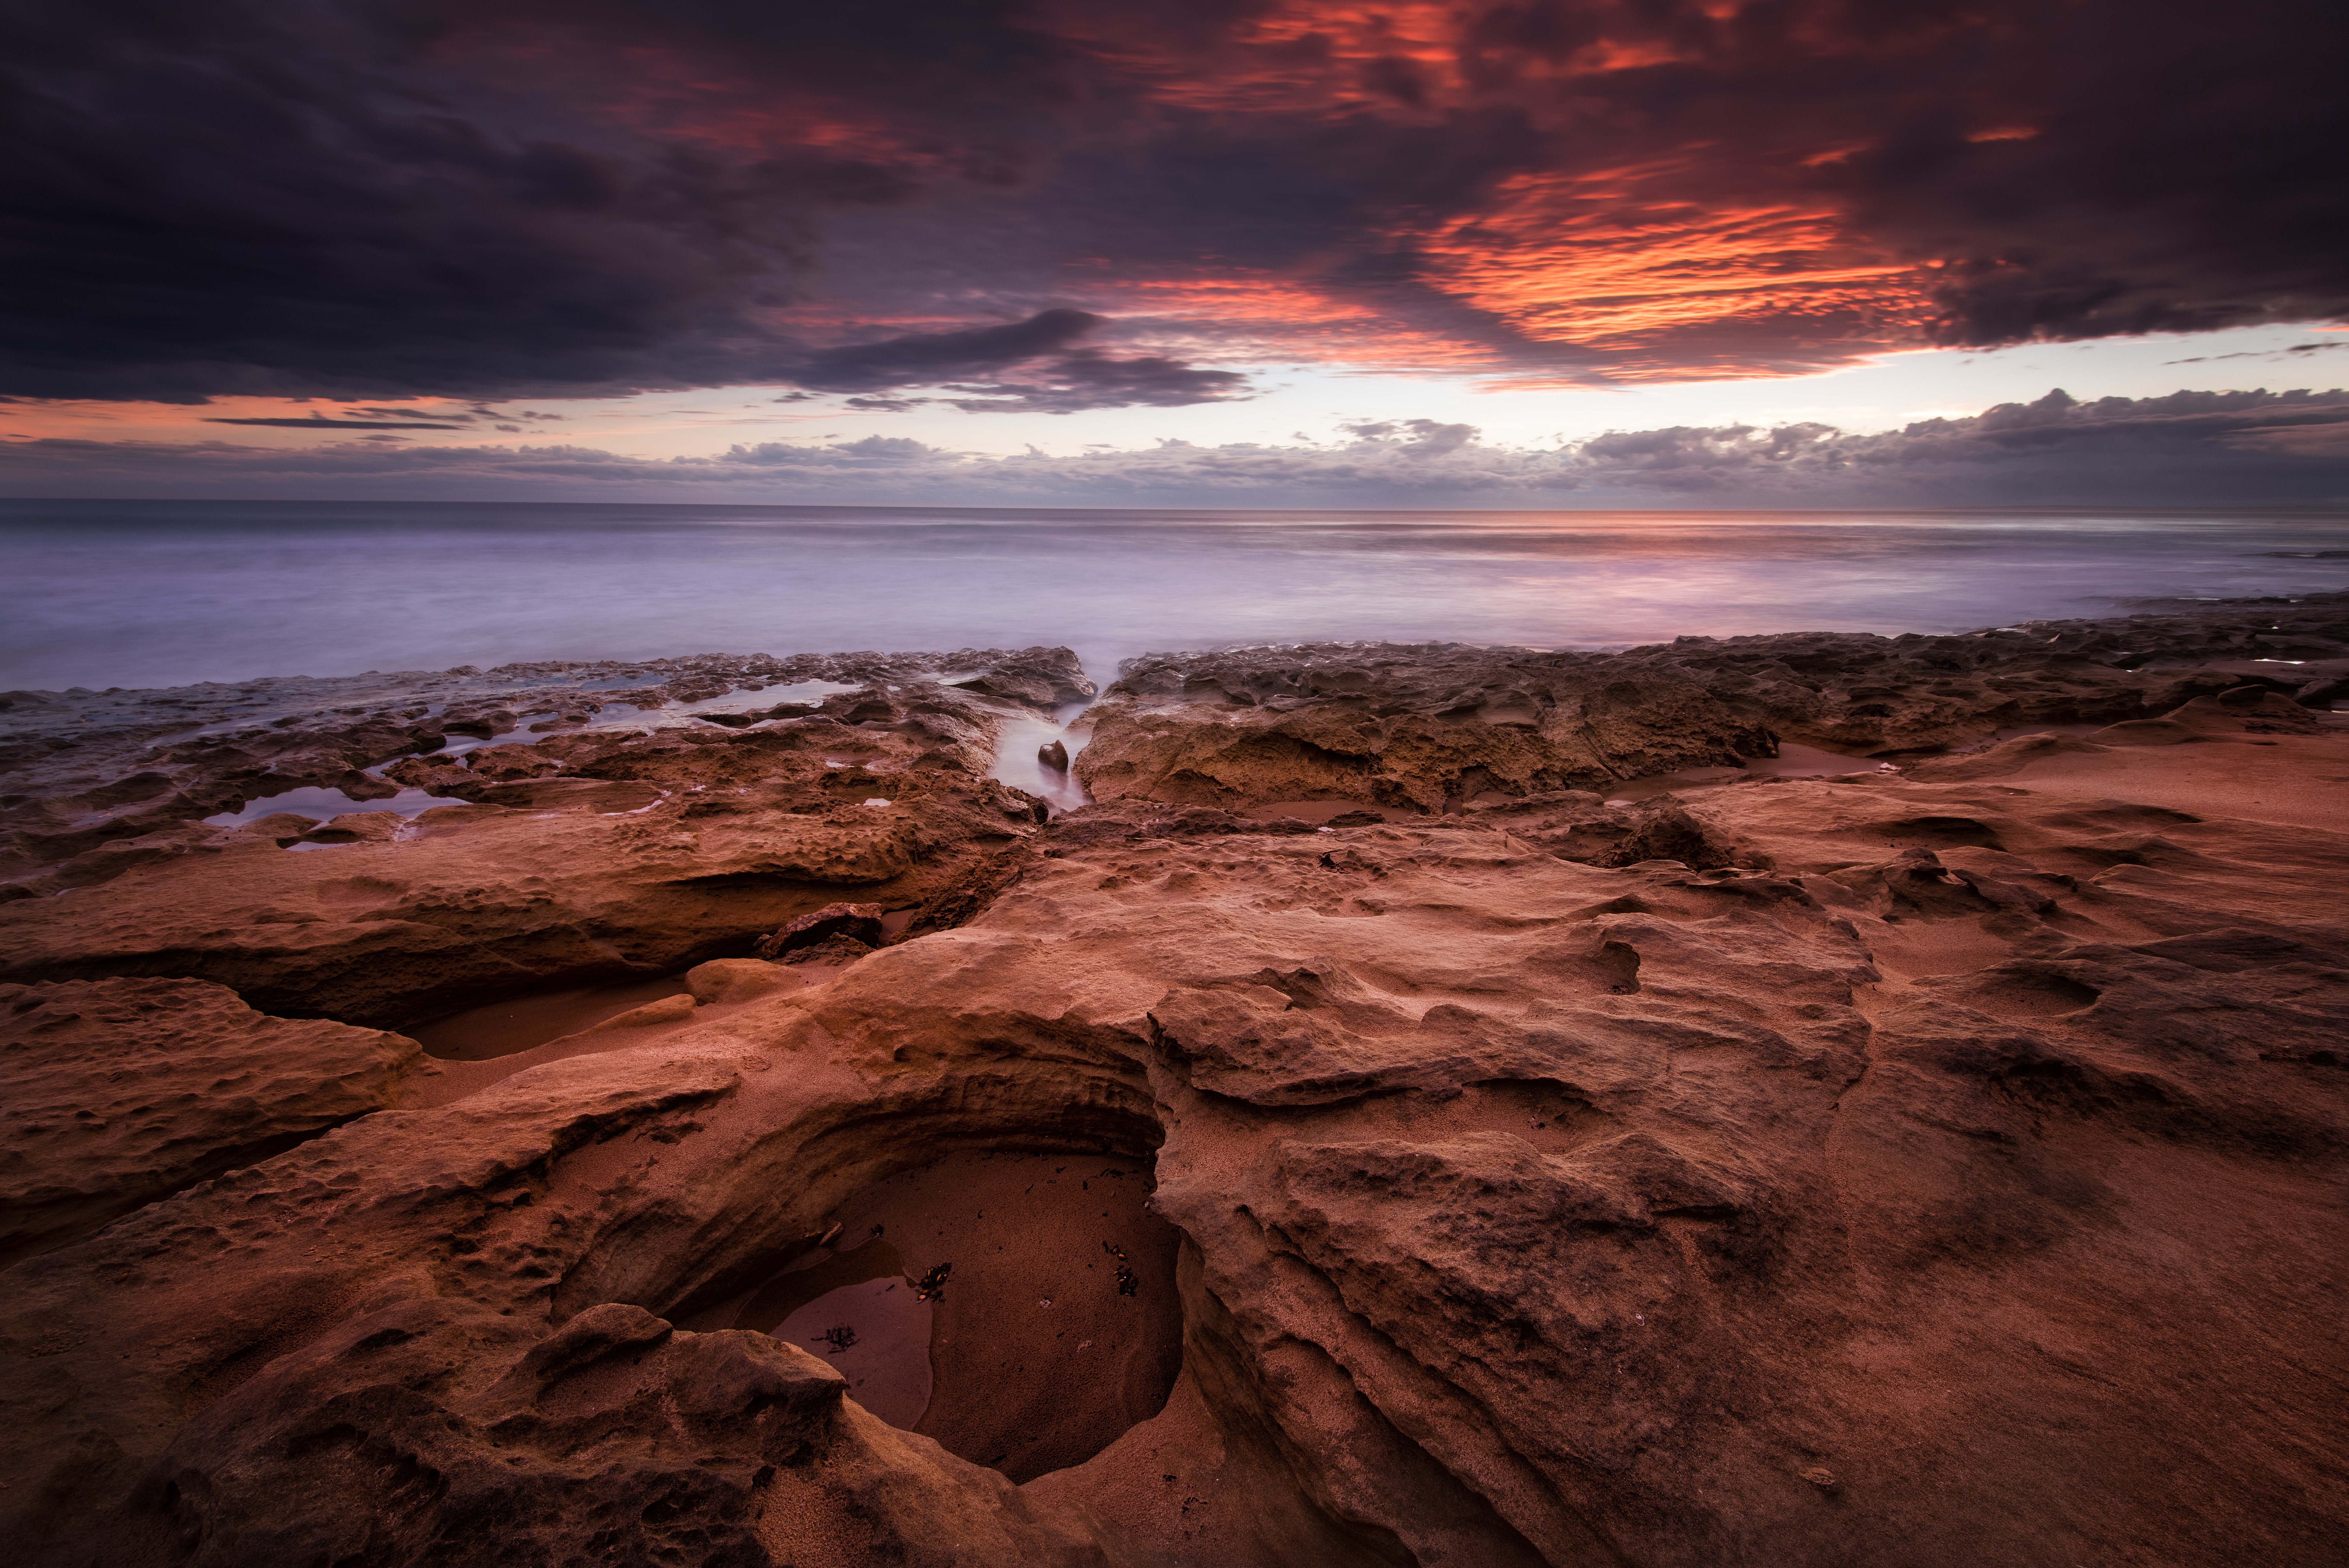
[2, 605, 2347, 1566]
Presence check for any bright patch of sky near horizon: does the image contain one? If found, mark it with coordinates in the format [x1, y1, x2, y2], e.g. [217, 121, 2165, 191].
[6, 323, 2340, 463]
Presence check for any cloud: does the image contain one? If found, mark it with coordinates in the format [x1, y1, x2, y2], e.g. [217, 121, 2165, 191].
[202, 416, 471, 430]
[2167, 341, 2349, 366]
[1, 2, 2341, 407]
[1561, 387, 2349, 498]
[8, 386, 2344, 506]
[792, 310, 1105, 391]
[935, 350, 1250, 414]
[1337, 419, 1481, 455]
[793, 310, 1251, 411]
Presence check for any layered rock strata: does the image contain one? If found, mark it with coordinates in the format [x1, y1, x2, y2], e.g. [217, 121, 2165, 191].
[1, 600, 2346, 1567]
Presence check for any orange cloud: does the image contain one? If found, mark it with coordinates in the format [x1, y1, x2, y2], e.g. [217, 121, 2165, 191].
[1413, 167, 1925, 379]
[1107, 276, 1504, 372]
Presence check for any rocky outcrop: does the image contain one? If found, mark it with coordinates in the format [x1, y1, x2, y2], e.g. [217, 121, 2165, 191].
[0, 977, 420, 1264]
[3, 610, 2347, 1567]
[1614, 590, 2349, 753]
[0, 646, 1088, 901]
[941, 647, 1097, 711]
[686, 958, 794, 1004]
[1080, 645, 1777, 810]
[1077, 592, 2349, 811]
[0, 731, 1048, 1028]
[1617, 633, 2321, 755]
[152, 1298, 1109, 1568]
[755, 903, 888, 960]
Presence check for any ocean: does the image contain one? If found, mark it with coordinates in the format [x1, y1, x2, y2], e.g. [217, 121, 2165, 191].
[4, 498, 2345, 693]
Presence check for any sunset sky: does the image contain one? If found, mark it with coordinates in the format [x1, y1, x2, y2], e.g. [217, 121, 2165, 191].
[3, 0, 2343, 505]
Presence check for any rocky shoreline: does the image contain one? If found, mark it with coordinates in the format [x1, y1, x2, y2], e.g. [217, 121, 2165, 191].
[4, 593, 2347, 1566]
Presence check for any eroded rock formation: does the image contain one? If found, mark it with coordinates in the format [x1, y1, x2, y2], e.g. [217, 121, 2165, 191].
[1076, 591, 2349, 809]
[1080, 646, 1777, 810]
[0, 645, 1089, 903]
[0, 977, 419, 1264]
[0, 651, 1081, 1024]
[2, 601, 2346, 1566]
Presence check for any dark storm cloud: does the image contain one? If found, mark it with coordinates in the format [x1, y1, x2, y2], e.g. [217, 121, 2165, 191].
[9, 387, 2343, 505]
[787, 310, 1251, 411]
[936, 349, 1251, 414]
[3, 5, 824, 401]
[1817, 0, 2345, 349]
[1, 2, 2342, 403]
[0, 0, 1096, 403]
[792, 310, 1106, 391]
[770, 308, 1249, 411]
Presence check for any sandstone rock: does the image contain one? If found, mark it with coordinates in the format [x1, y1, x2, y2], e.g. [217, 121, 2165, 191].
[1038, 739, 1070, 771]
[755, 901, 887, 959]
[0, 645, 1089, 899]
[779, 932, 877, 966]
[0, 743, 1038, 1029]
[0, 977, 419, 1263]
[1080, 645, 1775, 811]
[5, 620, 2349, 1567]
[1037, 800, 1339, 851]
[581, 992, 698, 1032]
[946, 646, 1097, 710]
[1903, 731, 2111, 782]
[687, 957, 792, 1003]
[2091, 689, 2326, 746]
[299, 809, 403, 843]
[1621, 593, 2349, 753]
[147, 1294, 1114, 1568]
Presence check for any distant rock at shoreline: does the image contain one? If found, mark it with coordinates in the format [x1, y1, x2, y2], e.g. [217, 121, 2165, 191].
[1077, 589, 2349, 809]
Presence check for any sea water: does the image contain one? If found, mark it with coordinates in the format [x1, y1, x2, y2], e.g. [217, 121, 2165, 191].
[3, 498, 2344, 693]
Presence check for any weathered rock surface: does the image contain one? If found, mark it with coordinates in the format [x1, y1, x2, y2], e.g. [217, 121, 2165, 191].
[1081, 645, 1777, 810]
[4, 603, 2347, 1567]
[0, 731, 1046, 1028]
[152, 1298, 1109, 1568]
[1079, 591, 2349, 809]
[687, 958, 793, 1004]
[755, 902, 888, 960]
[0, 645, 1088, 901]
[0, 977, 420, 1265]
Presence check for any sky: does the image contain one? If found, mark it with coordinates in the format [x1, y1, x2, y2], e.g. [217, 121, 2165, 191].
[2, 0, 2345, 507]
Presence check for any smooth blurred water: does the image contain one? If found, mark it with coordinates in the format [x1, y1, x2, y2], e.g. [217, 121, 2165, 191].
[3, 498, 2344, 692]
